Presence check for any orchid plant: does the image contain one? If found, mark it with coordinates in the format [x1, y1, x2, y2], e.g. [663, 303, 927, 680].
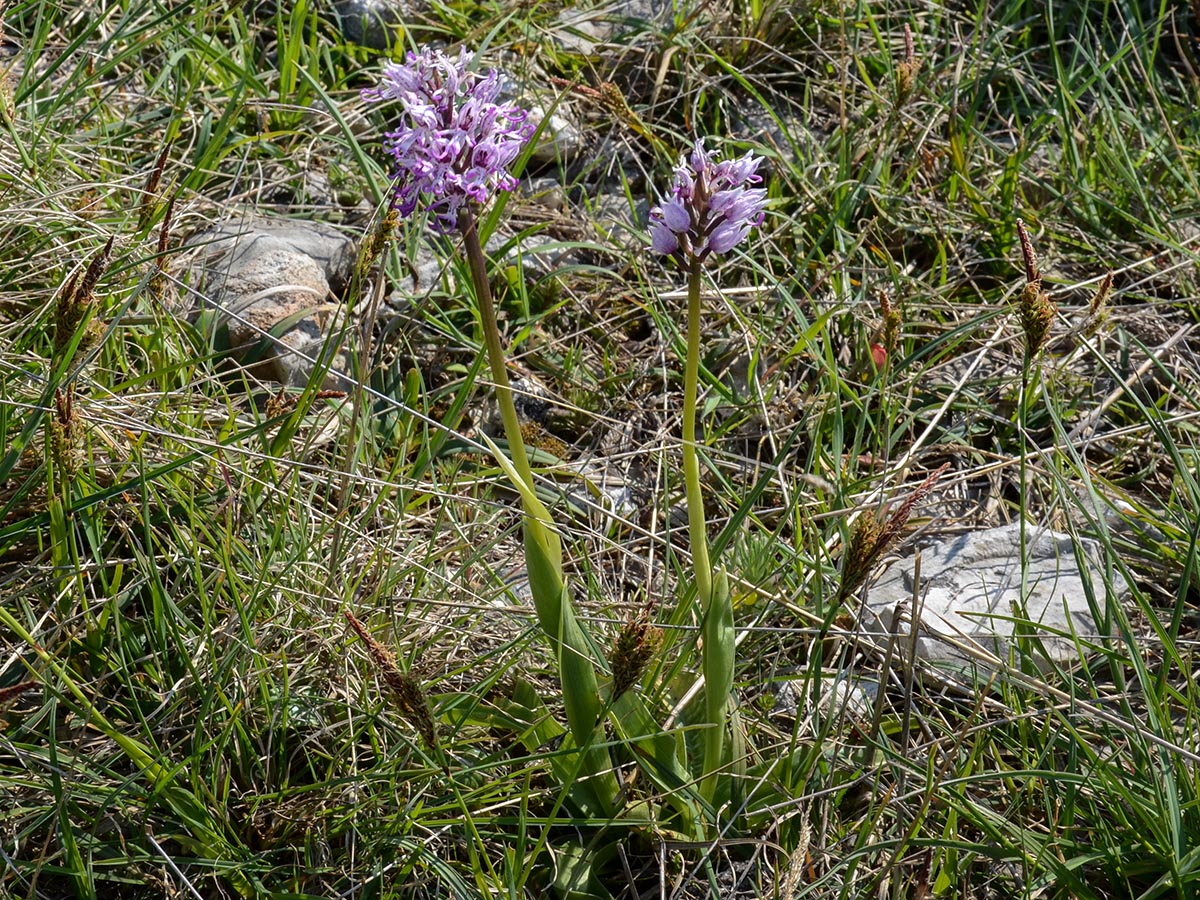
[353, 46, 769, 891]
[359, 45, 621, 819]
[648, 139, 767, 799]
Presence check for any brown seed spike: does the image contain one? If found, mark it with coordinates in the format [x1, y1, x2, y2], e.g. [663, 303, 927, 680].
[50, 384, 82, 478]
[1019, 281, 1056, 357]
[1016, 219, 1038, 284]
[879, 291, 902, 357]
[345, 611, 442, 763]
[609, 607, 662, 701]
[138, 144, 171, 229]
[265, 386, 293, 419]
[838, 514, 884, 602]
[145, 145, 170, 197]
[894, 24, 921, 102]
[1090, 270, 1113, 317]
[838, 463, 949, 601]
[875, 463, 949, 553]
[76, 235, 115, 306]
[1082, 270, 1113, 340]
[60, 270, 79, 310]
[55, 385, 73, 426]
[156, 193, 177, 261]
[345, 611, 404, 694]
[358, 207, 399, 280]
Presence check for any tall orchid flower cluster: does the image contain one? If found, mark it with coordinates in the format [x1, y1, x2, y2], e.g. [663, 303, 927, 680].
[360, 46, 537, 498]
[650, 139, 767, 800]
[362, 47, 533, 233]
[649, 140, 767, 266]
[359, 46, 769, 842]
[359, 47, 621, 815]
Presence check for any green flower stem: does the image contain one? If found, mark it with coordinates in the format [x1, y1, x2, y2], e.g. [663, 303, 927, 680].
[682, 258, 713, 609]
[460, 208, 617, 814]
[459, 209, 535, 494]
[702, 570, 734, 804]
[681, 258, 732, 804]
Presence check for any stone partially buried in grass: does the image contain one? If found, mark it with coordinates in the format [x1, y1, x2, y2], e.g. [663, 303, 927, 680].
[332, 0, 407, 49]
[551, 0, 676, 54]
[184, 214, 356, 387]
[861, 523, 1128, 673]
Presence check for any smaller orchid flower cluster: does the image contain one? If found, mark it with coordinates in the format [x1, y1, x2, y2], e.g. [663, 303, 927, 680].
[362, 47, 533, 234]
[649, 140, 767, 266]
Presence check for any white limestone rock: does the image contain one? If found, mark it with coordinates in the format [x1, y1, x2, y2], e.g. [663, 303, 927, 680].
[185, 215, 356, 387]
[861, 523, 1128, 673]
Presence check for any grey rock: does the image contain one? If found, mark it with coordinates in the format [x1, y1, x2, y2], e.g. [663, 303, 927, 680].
[185, 215, 357, 386]
[861, 523, 1127, 673]
[524, 177, 568, 214]
[816, 674, 877, 720]
[552, 0, 677, 53]
[498, 566, 535, 605]
[482, 374, 555, 434]
[565, 476, 638, 525]
[768, 672, 878, 720]
[530, 102, 585, 165]
[385, 237, 453, 306]
[332, 0, 407, 49]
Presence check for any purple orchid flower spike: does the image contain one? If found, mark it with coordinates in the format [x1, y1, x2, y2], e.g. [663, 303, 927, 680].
[648, 139, 767, 266]
[646, 139, 768, 800]
[362, 47, 534, 233]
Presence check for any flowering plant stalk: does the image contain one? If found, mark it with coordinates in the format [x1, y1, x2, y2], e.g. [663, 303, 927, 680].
[364, 48, 769, 845]
[364, 47, 619, 814]
[649, 139, 767, 802]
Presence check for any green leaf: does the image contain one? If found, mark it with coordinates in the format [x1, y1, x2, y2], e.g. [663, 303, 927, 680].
[701, 568, 736, 802]
[610, 691, 702, 839]
[551, 841, 613, 900]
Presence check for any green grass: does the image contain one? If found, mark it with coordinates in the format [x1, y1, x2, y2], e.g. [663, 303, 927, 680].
[4, 0, 1200, 896]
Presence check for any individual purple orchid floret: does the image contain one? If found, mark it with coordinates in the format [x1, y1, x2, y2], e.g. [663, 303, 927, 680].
[649, 139, 767, 265]
[362, 47, 534, 234]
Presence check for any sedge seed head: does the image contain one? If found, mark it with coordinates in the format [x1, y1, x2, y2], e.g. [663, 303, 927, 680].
[345, 611, 440, 755]
[1019, 281, 1056, 357]
[609, 610, 662, 701]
